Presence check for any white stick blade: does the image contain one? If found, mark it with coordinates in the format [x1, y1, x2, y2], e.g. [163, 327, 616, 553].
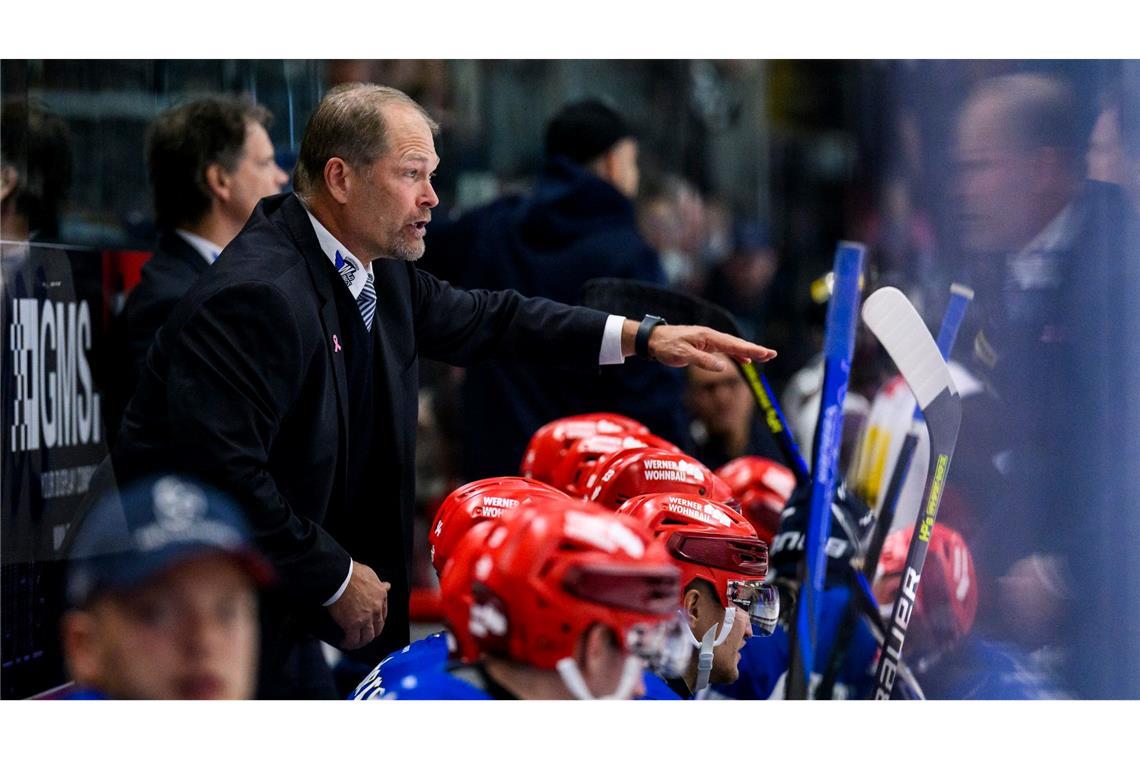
[861, 287, 957, 409]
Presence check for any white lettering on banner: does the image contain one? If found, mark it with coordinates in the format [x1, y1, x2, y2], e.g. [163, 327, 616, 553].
[39, 464, 98, 499]
[9, 298, 101, 453]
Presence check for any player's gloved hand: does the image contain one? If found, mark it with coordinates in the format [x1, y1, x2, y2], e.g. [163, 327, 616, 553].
[328, 560, 391, 650]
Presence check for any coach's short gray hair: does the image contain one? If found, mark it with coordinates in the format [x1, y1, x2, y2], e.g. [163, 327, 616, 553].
[293, 83, 439, 198]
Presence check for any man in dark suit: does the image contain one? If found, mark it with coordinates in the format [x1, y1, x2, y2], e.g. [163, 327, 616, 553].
[104, 96, 288, 440]
[108, 83, 776, 698]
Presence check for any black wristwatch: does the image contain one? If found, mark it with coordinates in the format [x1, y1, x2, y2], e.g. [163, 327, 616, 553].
[635, 314, 667, 359]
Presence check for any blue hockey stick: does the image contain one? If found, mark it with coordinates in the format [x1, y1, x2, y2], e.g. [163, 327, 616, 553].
[785, 241, 865, 699]
[862, 284, 973, 576]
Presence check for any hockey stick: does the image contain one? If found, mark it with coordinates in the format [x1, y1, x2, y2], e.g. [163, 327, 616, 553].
[579, 278, 810, 481]
[862, 283, 973, 577]
[785, 242, 865, 699]
[861, 287, 962, 700]
[849, 571, 925, 699]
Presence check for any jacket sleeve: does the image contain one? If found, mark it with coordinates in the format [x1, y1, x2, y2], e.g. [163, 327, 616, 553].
[411, 267, 611, 367]
[163, 280, 350, 607]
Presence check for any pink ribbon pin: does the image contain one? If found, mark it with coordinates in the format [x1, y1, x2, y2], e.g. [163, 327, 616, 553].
[332, 334, 342, 353]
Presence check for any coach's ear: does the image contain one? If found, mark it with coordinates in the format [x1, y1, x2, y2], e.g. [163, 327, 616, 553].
[322, 157, 352, 205]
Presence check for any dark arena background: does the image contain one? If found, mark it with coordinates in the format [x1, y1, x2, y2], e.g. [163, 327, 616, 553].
[3, 58, 1139, 702]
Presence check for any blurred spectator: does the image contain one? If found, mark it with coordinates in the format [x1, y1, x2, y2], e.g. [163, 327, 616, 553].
[701, 219, 783, 341]
[103, 96, 288, 442]
[685, 353, 786, 470]
[1087, 83, 1140, 214]
[1, 99, 72, 245]
[637, 172, 708, 293]
[61, 475, 271, 699]
[422, 97, 689, 480]
[953, 73, 1137, 694]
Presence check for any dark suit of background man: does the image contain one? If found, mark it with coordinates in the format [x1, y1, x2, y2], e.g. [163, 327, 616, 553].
[423, 99, 690, 479]
[108, 83, 775, 698]
[104, 96, 288, 441]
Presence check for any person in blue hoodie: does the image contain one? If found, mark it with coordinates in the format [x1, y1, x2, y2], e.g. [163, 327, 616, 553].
[421, 99, 689, 480]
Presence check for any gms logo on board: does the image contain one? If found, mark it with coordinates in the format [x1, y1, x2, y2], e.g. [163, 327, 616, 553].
[8, 298, 102, 452]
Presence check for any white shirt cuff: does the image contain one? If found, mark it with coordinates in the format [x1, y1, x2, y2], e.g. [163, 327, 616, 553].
[599, 314, 627, 365]
[323, 560, 353, 606]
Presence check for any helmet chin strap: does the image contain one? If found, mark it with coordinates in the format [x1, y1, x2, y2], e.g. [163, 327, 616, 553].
[555, 655, 643, 700]
[684, 606, 737, 693]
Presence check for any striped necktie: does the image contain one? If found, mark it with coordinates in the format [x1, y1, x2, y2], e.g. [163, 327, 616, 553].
[357, 271, 376, 332]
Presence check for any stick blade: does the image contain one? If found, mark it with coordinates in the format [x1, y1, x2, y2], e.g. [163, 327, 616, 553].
[861, 287, 958, 410]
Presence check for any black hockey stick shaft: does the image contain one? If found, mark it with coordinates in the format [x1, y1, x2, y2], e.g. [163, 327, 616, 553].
[861, 287, 962, 700]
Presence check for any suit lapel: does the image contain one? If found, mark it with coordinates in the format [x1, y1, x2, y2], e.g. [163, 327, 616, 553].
[279, 195, 351, 488]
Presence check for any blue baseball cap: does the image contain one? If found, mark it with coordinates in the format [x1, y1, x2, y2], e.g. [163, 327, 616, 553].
[67, 475, 274, 607]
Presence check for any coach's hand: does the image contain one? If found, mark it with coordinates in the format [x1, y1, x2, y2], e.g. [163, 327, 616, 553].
[621, 319, 777, 370]
[328, 560, 391, 650]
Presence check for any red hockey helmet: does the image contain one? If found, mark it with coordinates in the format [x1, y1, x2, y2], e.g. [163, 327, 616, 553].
[877, 523, 978, 646]
[616, 493, 776, 633]
[519, 413, 650, 485]
[439, 499, 683, 681]
[714, 456, 796, 544]
[585, 448, 736, 511]
[550, 431, 682, 497]
[428, 477, 570, 575]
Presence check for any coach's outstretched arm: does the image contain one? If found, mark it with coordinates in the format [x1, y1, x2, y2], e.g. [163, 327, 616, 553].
[620, 318, 777, 371]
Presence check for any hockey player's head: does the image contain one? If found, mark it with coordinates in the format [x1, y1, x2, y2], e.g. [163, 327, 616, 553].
[549, 431, 681, 497]
[617, 492, 777, 693]
[429, 476, 571, 576]
[715, 456, 797, 544]
[519, 413, 649, 486]
[584, 447, 736, 512]
[874, 523, 978, 658]
[439, 500, 684, 700]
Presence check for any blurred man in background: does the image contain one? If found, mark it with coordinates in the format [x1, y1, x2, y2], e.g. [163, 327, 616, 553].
[105, 96, 288, 439]
[423, 98, 689, 479]
[61, 475, 271, 699]
[0, 99, 72, 245]
[954, 72, 1136, 695]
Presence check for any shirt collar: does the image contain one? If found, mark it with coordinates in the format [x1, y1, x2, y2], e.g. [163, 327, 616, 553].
[174, 229, 222, 265]
[1007, 200, 1076, 291]
[300, 196, 372, 300]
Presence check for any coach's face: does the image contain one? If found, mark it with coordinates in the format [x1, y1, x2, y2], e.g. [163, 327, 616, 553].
[954, 94, 1039, 257]
[348, 103, 440, 262]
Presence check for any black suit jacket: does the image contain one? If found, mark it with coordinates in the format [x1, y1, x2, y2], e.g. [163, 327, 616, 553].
[103, 231, 210, 444]
[110, 193, 610, 695]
